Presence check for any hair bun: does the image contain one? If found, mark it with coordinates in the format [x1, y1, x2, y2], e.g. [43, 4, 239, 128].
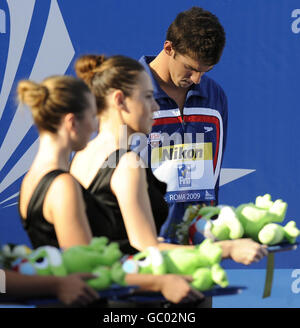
[17, 80, 49, 108]
[75, 54, 106, 85]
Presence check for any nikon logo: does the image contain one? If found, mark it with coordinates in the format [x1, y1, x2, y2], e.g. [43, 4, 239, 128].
[161, 145, 203, 161]
[153, 143, 213, 164]
[0, 9, 6, 34]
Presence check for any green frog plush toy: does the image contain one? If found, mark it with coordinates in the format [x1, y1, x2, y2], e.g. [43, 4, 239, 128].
[11, 237, 126, 290]
[122, 239, 229, 291]
[11, 237, 228, 292]
[187, 194, 299, 246]
[236, 194, 299, 244]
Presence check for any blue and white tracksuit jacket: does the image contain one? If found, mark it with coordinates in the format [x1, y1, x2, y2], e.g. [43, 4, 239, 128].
[137, 56, 228, 242]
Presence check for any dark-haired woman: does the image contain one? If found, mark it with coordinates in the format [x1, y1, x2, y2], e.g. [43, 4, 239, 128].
[71, 55, 268, 265]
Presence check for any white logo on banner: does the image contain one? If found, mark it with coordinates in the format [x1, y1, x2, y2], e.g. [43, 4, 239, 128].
[0, 0, 75, 208]
[291, 9, 300, 34]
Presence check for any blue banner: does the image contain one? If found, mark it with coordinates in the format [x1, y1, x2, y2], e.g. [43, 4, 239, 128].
[1, 0, 300, 307]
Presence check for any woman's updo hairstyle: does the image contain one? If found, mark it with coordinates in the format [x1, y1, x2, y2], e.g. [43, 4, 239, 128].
[17, 75, 91, 133]
[75, 54, 145, 114]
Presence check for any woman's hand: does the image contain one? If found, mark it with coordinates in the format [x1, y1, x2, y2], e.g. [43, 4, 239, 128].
[55, 273, 100, 306]
[217, 238, 268, 265]
[158, 274, 205, 304]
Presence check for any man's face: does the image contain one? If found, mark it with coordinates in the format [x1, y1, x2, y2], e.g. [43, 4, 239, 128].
[168, 51, 214, 89]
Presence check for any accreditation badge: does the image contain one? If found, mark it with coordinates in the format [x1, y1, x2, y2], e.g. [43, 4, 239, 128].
[151, 142, 215, 203]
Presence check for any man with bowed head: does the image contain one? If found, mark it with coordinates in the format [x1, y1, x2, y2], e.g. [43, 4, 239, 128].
[138, 6, 267, 262]
[138, 6, 227, 241]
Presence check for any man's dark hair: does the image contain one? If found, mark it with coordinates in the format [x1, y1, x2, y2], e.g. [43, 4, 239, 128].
[166, 7, 226, 65]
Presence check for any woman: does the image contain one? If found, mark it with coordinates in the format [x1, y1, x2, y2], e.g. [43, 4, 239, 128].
[71, 54, 268, 265]
[16, 75, 204, 304]
[18, 75, 103, 249]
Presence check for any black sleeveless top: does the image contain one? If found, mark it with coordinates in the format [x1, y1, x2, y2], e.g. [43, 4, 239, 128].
[19, 170, 113, 249]
[88, 150, 169, 254]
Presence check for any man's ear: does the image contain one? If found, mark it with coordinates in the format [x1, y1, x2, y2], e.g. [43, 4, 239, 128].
[113, 89, 128, 112]
[164, 40, 175, 57]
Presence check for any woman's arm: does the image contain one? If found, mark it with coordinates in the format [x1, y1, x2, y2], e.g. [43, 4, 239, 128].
[2, 270, 99, 306]
[111, 153, 268, 263]
[111, 152, 161, 251]
[111, 153, 188, 251]
[44, 173, 93, 249]
[2, 271, 203, 305]
[215, 238, 268, 265]
[125, 273, 204, 304]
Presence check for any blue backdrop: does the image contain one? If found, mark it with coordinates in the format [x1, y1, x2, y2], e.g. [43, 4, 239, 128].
[0, 0, 300, 307]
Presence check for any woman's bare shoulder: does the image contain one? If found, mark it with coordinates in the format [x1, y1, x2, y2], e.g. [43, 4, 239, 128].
[117, 151, 147, 170]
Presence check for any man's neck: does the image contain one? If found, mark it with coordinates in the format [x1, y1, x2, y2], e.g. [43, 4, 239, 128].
[149, 51, 188, 112]
[149, 51, 172, 86]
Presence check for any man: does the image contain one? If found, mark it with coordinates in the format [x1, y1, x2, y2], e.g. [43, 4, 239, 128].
[139, 7, 227, 241]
